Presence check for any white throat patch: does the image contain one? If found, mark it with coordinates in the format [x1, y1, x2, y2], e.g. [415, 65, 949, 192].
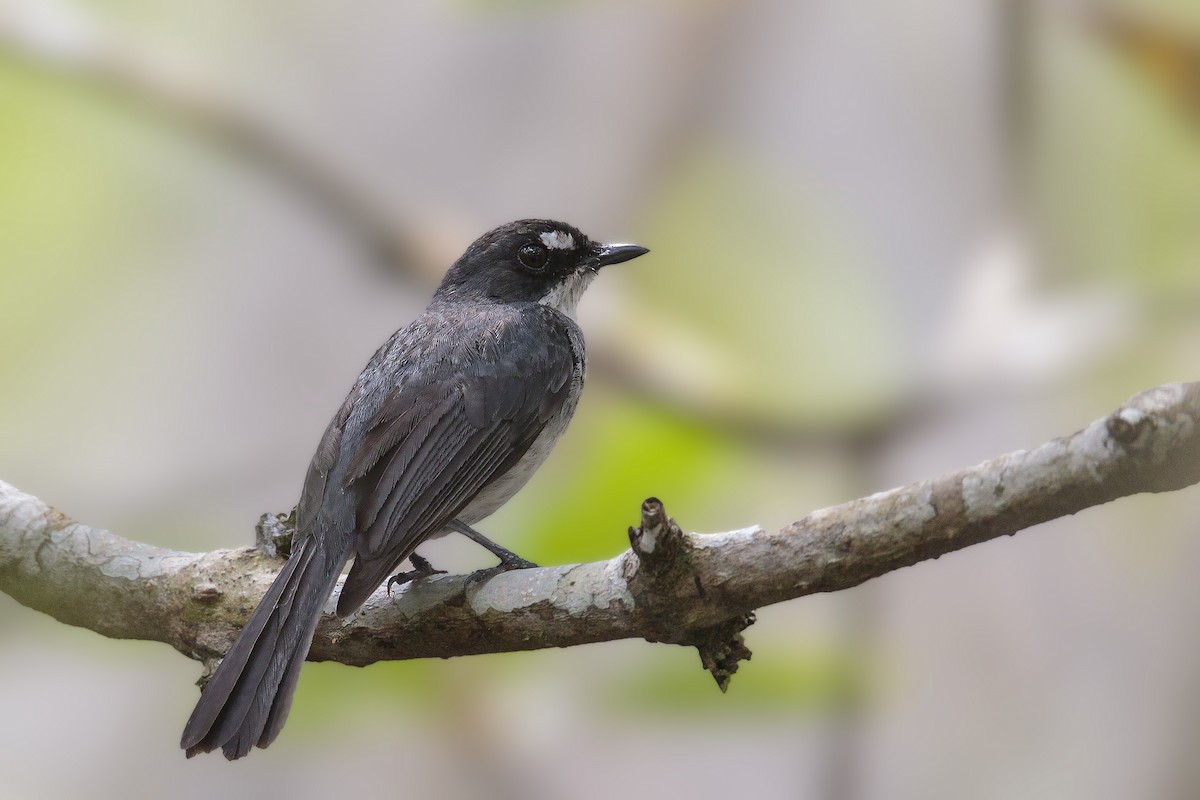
[538, 269, 595, 319]
[539, 230, 575, 251]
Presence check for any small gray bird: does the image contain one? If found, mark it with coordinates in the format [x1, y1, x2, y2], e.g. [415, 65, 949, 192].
[181, 219, 648, 759]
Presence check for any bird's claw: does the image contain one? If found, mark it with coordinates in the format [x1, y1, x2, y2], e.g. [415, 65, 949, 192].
[465, 554, 539, 588]
[386, 553, 446, 594]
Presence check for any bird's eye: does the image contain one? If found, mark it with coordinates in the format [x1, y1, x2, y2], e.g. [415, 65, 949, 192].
[517, 243, 549, 271]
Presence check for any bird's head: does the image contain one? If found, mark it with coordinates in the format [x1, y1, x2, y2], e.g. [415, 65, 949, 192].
[435, 219, 648, 317]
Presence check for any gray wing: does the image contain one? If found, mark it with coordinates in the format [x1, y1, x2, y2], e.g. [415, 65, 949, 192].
[333, 306, 578, 614]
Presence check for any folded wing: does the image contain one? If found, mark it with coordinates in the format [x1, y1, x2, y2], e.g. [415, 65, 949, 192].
[334, 307, 578, 614]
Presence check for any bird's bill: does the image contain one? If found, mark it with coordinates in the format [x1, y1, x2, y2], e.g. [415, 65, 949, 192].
[591, 242, 649, 269]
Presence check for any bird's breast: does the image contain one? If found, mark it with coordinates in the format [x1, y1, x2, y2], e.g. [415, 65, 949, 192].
[456, 326, 586, 524]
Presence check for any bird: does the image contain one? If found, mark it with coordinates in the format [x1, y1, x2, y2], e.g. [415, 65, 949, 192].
[180, 219, 648, 759]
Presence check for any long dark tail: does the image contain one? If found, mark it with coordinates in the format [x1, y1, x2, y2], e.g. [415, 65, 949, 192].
[181, 535, 346, 759]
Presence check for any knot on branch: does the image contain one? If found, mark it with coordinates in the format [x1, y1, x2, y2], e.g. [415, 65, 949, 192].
[687, 612, 755, 693]
[1103, 384, 1200, 490]
[627, 497, 755, 691]
[628, 497, 691, 584]
[1106, 406, 1155, 447]
[255, 508, 297, 559]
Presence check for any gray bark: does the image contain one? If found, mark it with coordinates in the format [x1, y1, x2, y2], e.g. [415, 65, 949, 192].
[2, 382, 1198, 687]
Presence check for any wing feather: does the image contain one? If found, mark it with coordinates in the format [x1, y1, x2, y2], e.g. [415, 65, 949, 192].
[333, 305, 578, 614]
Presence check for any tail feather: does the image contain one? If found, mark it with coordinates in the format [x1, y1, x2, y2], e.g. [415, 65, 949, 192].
[205, 540, 314, 748]
[180, 540, 311, 746]
[181, 536, 346, 759]
[336, 552, 398, 616]
[258, 618, 315, 747]
[212, 546, 316, 759]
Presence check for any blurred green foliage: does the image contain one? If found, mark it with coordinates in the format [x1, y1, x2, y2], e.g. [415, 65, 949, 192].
[635, 148, 910, 426]
[610, 640, 875, 715]
[1034, 15, 1200, 295]
[289, 626, 879, 721]
[519, 392, 761, 565]
[0, 63, 143, 383]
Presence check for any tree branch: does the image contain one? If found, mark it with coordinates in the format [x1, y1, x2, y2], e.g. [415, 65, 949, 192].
[3, 382, 1198, 688]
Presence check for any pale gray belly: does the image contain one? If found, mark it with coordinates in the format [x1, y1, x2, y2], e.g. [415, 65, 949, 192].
[440, 323, 585, 533]
[454, 388, 580, 525]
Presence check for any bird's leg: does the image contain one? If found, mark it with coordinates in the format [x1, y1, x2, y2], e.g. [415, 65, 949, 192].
[447, 520, 539, 581]
[386, 552, 447, 594]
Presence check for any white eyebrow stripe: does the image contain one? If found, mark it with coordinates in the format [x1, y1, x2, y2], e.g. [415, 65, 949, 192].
[540, 230, 575, 250]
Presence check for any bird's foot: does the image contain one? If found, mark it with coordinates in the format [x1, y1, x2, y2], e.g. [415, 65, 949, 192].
[386, 553, 447, 594]
[465, 551, 539, 587]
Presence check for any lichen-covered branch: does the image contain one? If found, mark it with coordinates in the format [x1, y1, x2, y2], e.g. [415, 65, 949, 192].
[2, 382, 1198, 684]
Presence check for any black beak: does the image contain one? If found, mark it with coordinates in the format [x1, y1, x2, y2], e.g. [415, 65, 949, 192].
[592, 242, 649, 269]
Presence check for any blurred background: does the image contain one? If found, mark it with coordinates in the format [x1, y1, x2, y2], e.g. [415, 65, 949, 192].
[1, 0, 1199, 797]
